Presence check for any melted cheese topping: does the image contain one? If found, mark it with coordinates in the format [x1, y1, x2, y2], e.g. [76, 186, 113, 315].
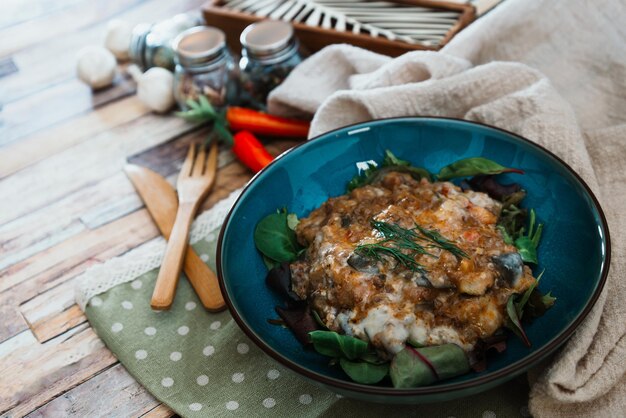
[291, 172, 535, 356]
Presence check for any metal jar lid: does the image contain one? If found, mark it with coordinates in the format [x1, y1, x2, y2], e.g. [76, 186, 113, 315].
[240, 20, 297, 63]
[173, 26, 227, 69]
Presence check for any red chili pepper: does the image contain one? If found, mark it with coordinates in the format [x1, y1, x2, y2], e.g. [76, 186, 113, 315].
[231, 131, 274, 173]
[226, 107, 310, 138]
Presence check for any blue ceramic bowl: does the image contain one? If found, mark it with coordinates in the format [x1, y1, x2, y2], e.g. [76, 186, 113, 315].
[217, 117, 610, 403]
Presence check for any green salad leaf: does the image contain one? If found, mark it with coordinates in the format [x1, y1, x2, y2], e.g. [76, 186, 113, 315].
[514, 209, 543, 264]
[390, 344, 469, 388]
[308, 330, 368, 361]
[505, 294, 531, 347]
[347, 150, 431, 192]
[347, 162, 379, 191]
[254, 209, 301, 264]
[339, 358, 389, 384]
[437, 157, 524, 181]
[526, 289, 556, 318]
[505, 271, 555, 347]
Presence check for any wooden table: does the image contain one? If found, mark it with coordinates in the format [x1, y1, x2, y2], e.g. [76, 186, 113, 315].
[0, 1, 299, 416]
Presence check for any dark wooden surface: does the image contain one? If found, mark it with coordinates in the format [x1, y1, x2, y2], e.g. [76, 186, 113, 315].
[0, 1, 298, 416]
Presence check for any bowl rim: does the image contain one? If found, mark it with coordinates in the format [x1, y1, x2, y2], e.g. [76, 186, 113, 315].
[216, 116, 611, 396]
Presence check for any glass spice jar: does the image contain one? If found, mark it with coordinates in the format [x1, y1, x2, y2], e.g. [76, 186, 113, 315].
[129, 12, 203, 71]
[238, 20, 304, 110]
[172, 26, 236, 110]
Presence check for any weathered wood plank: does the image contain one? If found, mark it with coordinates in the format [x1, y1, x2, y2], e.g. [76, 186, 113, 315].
[0, 291, 30, 348]
[26, 364, 160, 418]
[0, 129, 233, 276]
[0, 326, 117, 417]
[141, 403, 175, 418]
[0, 209, 158, 294]
[0, 209, 158, 344]
[0, 114, 193, 226]
[20, 277, 85, 343]
[0, 0, 144, 58]
[0, 331, 37, 360]
[0, 0, 85, 30]
[28, 305, 86, 344]
[0, 173, 132, 271]
[0, 75, 138, 147]
[1, 0, 206, 104]
[0, 94, 148, 177]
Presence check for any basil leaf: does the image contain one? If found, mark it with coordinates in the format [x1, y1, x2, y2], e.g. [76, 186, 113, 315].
[254, 210, 300, 263]
[339, 358, 388, 384]
[437, 157, 523, 181]
[308, 330, 368, 360]
[505, 295, 531, 347]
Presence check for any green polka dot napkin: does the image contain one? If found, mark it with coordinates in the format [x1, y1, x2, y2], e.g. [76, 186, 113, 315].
[76, 192, 531, 417]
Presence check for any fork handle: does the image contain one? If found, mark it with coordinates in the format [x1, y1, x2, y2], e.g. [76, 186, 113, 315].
[151, 202, 197, 310]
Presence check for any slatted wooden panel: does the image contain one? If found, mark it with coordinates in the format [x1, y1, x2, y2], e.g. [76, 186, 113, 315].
[0, 0, 301, 416]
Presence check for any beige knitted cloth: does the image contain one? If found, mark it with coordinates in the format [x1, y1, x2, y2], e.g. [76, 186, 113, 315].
[268, 0, 626, 416]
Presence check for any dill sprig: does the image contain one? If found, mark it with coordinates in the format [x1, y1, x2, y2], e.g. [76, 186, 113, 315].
[413, 224, 469, 259]
[353, 220, 467, 274]
[370, 221, 432, 255]
[355, 243, 427, 273]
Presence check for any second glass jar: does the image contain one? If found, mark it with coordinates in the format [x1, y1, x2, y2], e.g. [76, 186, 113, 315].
[172, 26, 236, 110]
[238, 20, 304, 110]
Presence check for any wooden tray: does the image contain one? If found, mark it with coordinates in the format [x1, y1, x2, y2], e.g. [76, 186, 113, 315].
[202, 0, 476, 57]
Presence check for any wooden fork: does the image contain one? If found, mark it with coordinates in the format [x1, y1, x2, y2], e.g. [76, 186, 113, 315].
[151, 142, 218, 310]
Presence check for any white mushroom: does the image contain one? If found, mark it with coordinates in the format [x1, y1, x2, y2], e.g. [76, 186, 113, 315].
[128, 65, 175, 114]
[76, 46, 117, 89]
[105, 19, 133, 61]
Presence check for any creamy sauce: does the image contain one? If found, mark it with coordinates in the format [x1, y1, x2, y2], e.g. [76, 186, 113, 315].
[291, 172, 535, 356]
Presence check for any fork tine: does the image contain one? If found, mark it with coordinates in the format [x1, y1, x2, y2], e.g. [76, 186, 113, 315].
[204, 141, 218, 180]
[180, 144, 196, 177]
[192, 144, 206, 176]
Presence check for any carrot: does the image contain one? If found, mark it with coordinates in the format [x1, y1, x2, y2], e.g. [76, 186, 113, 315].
[226, 107, 310, 138]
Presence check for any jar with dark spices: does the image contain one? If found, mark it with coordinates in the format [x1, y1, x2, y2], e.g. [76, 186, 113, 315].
[129, 13, 203, 71]
[238, 20, 305, 110]
[172, 26, 236, 110]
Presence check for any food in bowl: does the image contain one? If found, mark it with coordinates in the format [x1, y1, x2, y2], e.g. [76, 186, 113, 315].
[254, 151, 555, 388]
